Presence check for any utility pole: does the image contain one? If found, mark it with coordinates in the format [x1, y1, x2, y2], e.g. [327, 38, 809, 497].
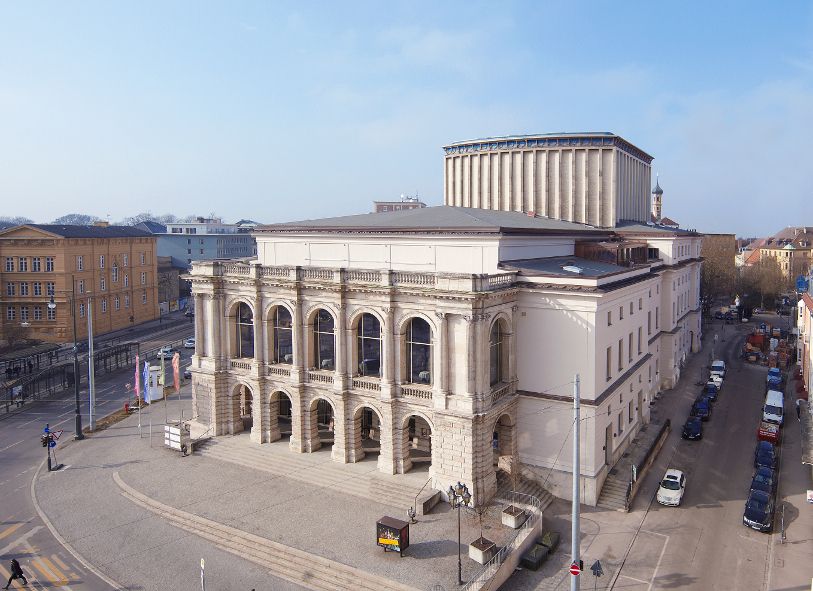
[572, 374, 581, 591]
[87, 296, 96, 431]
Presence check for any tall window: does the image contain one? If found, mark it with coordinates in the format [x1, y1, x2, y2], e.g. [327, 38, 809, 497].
[618, 338, 623, 371]
[271, 307, 293, 364]
[79, 303, 85, 318]
[78, 279, 85, 294]
[142, 290, 147, 304]
[638, 327, 643, 354]
[33, 282, 41, 296]
[47, 306, 55, 321]
[18, 257, 28, 272]
[124, 294, 130, 308]
[406, 317, 432, 384]
[124, 273, 129, 287]
[45, 257, 54, 272]
[123, 254, 128, 267]
[99, 255, 105, 269]
[101, 298, 107, 313]
[489, 321, 505, 386]
[141, 271, 146, 285]
[46, 282, 55, 296]
[5, 258, 13, 272]
[6, 283, 14, 296]
[112, 263, 119, 282]
[357, 313, 381, 377]
[20, 306, 29, 322]
[115, 296, 120, 310]
[139, 252, 144, 265]
[236, 302, 254, 358]
[33, 306, 42, 321]
[606, 346, 612, 381]
[100, 277, 106, 291]
[19, 282, 28, 296]
[77, 256, 84, 271]
[6, 306, 14, 320]
[313, 309, 335, 370]
[628, 332, 633, 362]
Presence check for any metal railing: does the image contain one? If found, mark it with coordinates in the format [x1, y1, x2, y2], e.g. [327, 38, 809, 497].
[462, 491, 542, 591]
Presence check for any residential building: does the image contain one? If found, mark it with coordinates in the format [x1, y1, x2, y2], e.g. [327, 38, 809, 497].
[156, 256, 188, 313]
[187, 133, 702, 507]
[373, 195, 426, 213]
[759, 227, 813, 279]
[0, 223, 158, 344]
[136, 217, 258, 270]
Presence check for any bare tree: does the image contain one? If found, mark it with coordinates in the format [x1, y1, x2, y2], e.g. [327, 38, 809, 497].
[701, 235, 737, 301]
[3, 323, 31, 349]
[51, 213, 101, 225]
[0, 216, 34, 230]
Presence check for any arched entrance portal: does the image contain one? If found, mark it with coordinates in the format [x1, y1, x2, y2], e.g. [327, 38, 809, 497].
[306, 397, 335, 453]
[401, 414, 432, 474]
[229, 384, 254, 435]
[349, 405, 382, 464]
[265, 390, 293, 443]
[492, 413, 515, 468]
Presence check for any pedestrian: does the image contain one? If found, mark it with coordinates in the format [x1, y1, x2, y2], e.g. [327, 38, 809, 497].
[4, 558, 27, 588]
[797, 399, 802, 420]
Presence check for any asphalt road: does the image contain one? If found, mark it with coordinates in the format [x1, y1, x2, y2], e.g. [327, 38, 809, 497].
[0, 326, 194, 590]
[613, 316, 797, 591]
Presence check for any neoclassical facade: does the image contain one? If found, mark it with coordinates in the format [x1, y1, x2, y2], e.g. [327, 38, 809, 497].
[188, 205, 703, 506]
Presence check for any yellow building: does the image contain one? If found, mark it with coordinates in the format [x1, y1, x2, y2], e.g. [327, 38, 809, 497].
[0, 223, 159, 345]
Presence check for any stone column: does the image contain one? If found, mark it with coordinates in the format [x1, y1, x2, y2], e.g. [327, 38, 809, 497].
[302, 397, 321, 453]
[465, 314, 476, 396]
[377, 405, 396, 474]
[331, 396, 349, 463]
[194, 294, 205, 357]
[288, 386, 305, 452]
[292, 292, 305, 383]
[508, 306, 519, 384]
[249, 382, 262, 444]
[210, 294, 222, 362]
[433, 312, 448, 409]
[394, 414, 412, 474]
[380, 306, 396, 401]
[253, 294, 264, 368]
[347, 405, 365, 463]
[334, 301, 348, 392]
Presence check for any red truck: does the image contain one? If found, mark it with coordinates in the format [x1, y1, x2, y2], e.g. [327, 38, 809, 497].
[757, 421, 780, 445]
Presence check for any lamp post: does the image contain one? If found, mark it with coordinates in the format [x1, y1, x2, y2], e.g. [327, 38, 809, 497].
[49, 278, 83, 440]
[447, 481, 472, 585]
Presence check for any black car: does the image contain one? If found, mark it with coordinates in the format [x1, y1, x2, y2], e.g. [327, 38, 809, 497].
[743, 489, 774, 532]
[690, 400, 712, 421]
[754, 441, 777, 470]
[750, 467, 775, 495]
[702, 384, 719, 401]
[681, 417, 702, 440]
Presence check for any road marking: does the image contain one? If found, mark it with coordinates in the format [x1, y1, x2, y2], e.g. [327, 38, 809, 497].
[51, 555, 70, 570]
[0, 523, 24, 541]
[0, 525, 43, 554]
[51, 418, 71, 428]
[0, 439, 24, 453]
[641, 530, 669, 591]
[32, 555, 70, 586]
[619, 574, 651, 585]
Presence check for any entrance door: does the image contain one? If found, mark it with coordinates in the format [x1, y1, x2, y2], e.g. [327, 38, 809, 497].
[637, 391, 643, 423]
[605, 424, 613, 466]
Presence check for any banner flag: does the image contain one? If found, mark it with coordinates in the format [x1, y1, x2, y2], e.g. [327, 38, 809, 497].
[143, 361, 151, 404]
[134, 354, 140, 401]
[172, 352, 180, 393]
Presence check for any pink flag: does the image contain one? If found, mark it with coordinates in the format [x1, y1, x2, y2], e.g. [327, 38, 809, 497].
[134, 354, 140, 400]
[172, 352, 180, 393]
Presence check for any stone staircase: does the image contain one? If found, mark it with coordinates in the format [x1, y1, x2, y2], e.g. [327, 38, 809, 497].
[113, 472, 420, 591]
[596, 474, 629, 511]
[194, 436, 441, 515]
[495, 469, 555, 512]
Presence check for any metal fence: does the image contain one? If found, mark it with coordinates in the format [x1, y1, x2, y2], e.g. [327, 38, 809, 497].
[461, 491, 543, 591]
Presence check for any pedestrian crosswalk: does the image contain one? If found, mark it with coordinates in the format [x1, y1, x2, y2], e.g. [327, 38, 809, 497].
[0, 523, 81, 589]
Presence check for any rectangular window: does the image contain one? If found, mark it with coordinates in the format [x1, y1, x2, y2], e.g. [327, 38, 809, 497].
[638, 298, 642, 310]
[101, 298, 107, 313]
[79, 303, 85, 318]
[140, 252, 145, 265]
[125, 294, 130, 308]
[187, 238, 191, 245]
[99, 255, 105, 269]
[648, 311, 652, 335]
[47, 306, 55, 321]
[46, 282, 55, 296]
[6, 306, 14, 320]
[112, 266, 118, 282]
[618, 412, 623, 434]
[606, 346, 612, 381]
[124, 274, 129, 287]
[140, 272, 146, 285]
[45, 257, 54, 272]
[655, 307, 659, 329]
[18, 257, 28, 272]
[100, 277, 106, 291]
[187, 249, 192, 255]
[32, 257, 41, 272]
[20, 306, 29, 322]
[114, 296, 120, 310]
[123, 254, 128, 267]
[638, 327, 642, 354]
[607, 311, 612, 326]
[19, 282, 29, 296]
[33, 306, 42, 321]
[5, 257, 13, 272]
[199, 249, 204, 254]
[618, 339, 623, 371]
[78, 279, 85, 294]
[630, 302, 634, 315]
[77, 255, 84, 271]
[33, 282, 41, 296]
[6, 283, 14, 296]
[629, 401, 634, 423]
[629, 332, 633, 362]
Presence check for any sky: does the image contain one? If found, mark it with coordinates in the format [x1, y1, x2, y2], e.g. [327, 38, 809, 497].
[1, 1, 812, 236]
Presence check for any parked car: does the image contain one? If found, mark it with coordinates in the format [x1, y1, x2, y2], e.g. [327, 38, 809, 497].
[695, 392, 715, 407]
[183, 337, 196, 349]
[753, 440, 777, 470]
[691, 400, 712, 421]
[702, 383, 719, 401]
[183, 367, 192, 380]
[184, 309, 194, 317]
[681, 417, 702, 440]
[757, 421, 780, 445]
[157, 346, 176, 359]
[656, 469, 686, 506]
[743, 489, 774, 532]
[753, 307, 765, 314]
[710, 360, 726, 378]
[766, 368, 782, 389]
[713, 311, 725, 320]
[750, 466, 776, 495]
[707, 374, 723, 390]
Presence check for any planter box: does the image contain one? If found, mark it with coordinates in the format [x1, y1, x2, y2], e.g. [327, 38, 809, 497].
[520, 543, 549, 571]
[468, 537, 496, 564]
[501, 505, 527, 529]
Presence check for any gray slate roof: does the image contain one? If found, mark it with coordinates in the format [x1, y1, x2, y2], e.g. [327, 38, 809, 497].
[17, 225, 152, 238]
[260, 206, 608, 236]
[502, 256, 629, 278]
[134, 221, 168, 234]
[615, 221, 699, 236]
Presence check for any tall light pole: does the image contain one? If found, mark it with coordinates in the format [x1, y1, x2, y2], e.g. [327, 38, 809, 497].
[572, 374, 581, 591]
[87, 295, 96, 431]
[447, 481, 472, 585]
[49, 277, 83, 440]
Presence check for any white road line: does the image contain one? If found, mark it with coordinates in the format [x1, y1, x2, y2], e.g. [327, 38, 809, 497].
[0, 439, 24, 453]
[619, 574, 651, 585]
[51, 418, 71, 428]
[645, 531, 670, 591]
[0, 525, 43, 554]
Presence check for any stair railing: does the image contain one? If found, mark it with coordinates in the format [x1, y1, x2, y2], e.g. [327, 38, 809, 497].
[408, 477, 433, 523]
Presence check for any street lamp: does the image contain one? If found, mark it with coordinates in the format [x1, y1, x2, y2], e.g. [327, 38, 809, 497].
[49, 283, 84, 440]
[447, 481, 472, 585]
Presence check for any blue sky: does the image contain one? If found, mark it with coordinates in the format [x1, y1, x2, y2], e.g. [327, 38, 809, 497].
[1, 1, 812, 235]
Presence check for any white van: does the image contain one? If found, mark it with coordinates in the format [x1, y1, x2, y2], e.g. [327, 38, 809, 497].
[762, 390, 784, 425]
[710, 360, 726, 379]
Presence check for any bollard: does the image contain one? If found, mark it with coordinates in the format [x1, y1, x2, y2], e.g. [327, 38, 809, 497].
[124, 402, 129, 413]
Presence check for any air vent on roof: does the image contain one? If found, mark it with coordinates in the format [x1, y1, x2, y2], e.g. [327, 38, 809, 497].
[562, 265, 583, 274]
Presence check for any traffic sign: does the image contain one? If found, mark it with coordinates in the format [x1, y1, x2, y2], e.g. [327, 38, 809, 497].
[51, 429, 64, 441]
[591, 560, 604, 577]
[569, 562, 581, 576]
[48, 440, 56, 448]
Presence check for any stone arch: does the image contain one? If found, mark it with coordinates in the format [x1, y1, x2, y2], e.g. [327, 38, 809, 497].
[398, 315, 435, 385]
[265, 302, 295, 365]
[306, 306, 338, 371]
[224, 298, 256, 359]
[350, 309, 384, 377]
[304, 394, 337, 454]
[348, 402, 385, 464]
[228, 381, 255, 435]
[399, 411, 435, 475]
[492, 413, 516, 466]
[263, 388, 295, 444]
[488, 316, 511, 387]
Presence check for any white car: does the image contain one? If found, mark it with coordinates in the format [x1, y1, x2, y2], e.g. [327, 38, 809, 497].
[708, 374, 723, 389]
[656, 469, 686, 506]
[157, 345, 176, 359]
[183, 337, 196, 349]
[710, 360, 726, 379]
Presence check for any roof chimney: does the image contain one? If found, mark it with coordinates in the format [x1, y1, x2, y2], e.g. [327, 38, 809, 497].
[93, 220, 109, 227]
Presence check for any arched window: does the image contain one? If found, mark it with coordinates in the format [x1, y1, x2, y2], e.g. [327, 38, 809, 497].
[236, 302, 254, 358]
[272, 306, 293, 364]
[313, 309, 335, 370]
[489, 321, 504, 386]
[357, 313, 381, 377]
[406, 317, 432, 384]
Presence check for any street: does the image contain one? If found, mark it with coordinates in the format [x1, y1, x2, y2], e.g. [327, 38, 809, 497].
[0, 322, 193, 590]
